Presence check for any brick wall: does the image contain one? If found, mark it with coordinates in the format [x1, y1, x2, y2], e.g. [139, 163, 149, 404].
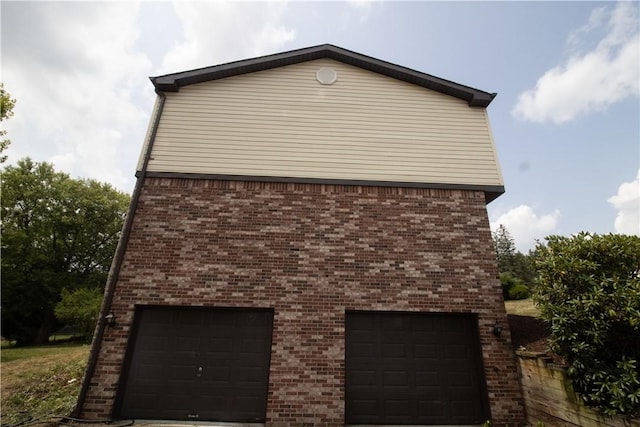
[79, 177, 525, 425]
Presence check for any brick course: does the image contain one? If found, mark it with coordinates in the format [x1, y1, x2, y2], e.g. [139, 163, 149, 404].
[80, 177, 525, 425]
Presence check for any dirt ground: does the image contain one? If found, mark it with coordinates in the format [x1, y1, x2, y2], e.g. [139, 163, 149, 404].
[507, 314, 566, 364]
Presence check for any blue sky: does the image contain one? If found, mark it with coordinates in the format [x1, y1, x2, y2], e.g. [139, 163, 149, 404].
[2, 1, 639, 252]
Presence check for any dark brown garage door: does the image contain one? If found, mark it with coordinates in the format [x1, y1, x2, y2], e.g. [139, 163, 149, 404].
[116, 306, 273, 422]
[345, 311, 489, 424]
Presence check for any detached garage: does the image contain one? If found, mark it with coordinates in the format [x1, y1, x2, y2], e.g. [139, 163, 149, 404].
[76, 45, 525, 425]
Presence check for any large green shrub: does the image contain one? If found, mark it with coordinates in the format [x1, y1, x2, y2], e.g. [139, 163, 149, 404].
[533, 233, 640, 415]
[500, 272, 530, 300]
[507, 284, 530, 300]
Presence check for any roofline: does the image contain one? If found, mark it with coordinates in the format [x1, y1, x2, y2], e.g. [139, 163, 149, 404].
[150, 44, 497, 107]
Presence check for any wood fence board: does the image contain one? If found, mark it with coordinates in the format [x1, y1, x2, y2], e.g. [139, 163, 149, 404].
[516, 352, 640, 427]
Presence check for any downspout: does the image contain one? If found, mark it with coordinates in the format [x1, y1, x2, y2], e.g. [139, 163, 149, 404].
[74, 90, 166, 417]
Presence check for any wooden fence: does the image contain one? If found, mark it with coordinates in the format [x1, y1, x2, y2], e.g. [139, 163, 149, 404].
[516, 350, 640, 427]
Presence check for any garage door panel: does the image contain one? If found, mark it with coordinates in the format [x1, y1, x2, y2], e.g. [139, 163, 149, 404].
[240, 337, 270, 353]
[169, 364, 199, 380]
[411, 316, 436, 330]
[383, 316, 408, 330]
[234, 395, 263, 409]
[349, 399, 379, 417]
[175, 335, 201, 348]
[414, 388, 445, 400]
[384, 400, 411, 419]
[236, 366, 265, 381]
[382, 370, 409, 386]
[446, 359, 475, 372]
[345, 311, 489, 424]
[202, 337, 234, 352]
[441, 317, 466, 332]
[207, 312, 234, 325]
[350, 341, 376, 356]
[414, 338, 441, 352]
[417, 400, 445, 416]
[198, 394, 227, 407]
[139, 309, 172, 325]
[451, 401, 482, 416]
[415, 370, 441, 387]
[349, 369, 377, 386]
[203, 366, 230, 381]
[164, 392, 192, 406]
[117, 307, 273, 422]
[136, 335, 169, 350]
[448, 371, 474, 386]
[381, 342, 408, 357]
[349, 330, 377, 342]
[446, 343, 472, 359]
[123, 392, 159, 413]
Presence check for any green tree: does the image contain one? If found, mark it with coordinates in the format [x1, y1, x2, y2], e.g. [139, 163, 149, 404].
[492, 224, 536, 295]
[533, 233, 640, 415]
[55, 287, 104, 342]
[1, 83, 16, 163]
[1, 158, 130, 345]
[493, 224, 516, 271]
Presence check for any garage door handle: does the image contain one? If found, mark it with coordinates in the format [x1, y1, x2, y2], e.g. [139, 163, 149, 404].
[197, 366, 203, 377]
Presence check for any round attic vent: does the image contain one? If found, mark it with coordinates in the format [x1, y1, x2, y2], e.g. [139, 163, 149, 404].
[316, 67, 337, 85]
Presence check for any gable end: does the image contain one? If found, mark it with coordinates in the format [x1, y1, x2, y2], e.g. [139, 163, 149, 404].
[151, 44, 496, 107]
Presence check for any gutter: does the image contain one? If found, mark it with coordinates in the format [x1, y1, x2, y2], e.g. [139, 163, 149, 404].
[74, 90, 166, 417]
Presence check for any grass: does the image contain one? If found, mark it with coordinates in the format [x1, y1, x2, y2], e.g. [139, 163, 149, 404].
[1, 343, 90, 426]
[504, 298, 541, 317]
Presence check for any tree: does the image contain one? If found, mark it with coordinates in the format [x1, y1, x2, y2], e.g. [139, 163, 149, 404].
[493, 224, 516, 270]
[1, 158, 130, 345]
[55, 287, 104, 342]
[1, 83, 16, 163]
[533, 233, 640, 415]
[492, 224, 536, 297]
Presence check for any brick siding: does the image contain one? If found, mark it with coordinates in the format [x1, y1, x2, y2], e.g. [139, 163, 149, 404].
[79, 177, 525, 425]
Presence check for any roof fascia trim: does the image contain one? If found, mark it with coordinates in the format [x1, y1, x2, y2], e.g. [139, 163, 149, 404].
[150, 44, 496, 107]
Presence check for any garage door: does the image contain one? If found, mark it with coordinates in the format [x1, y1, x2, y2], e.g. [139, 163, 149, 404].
[345, 312, 489, 424]
[116, 306, 274, 422]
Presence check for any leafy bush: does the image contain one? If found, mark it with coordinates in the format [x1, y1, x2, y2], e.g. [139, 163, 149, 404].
[54, 287, 103, 342]
[500, 272, 529, 300]
[533, 233, 640, 416]
[507, 284, 530, 300]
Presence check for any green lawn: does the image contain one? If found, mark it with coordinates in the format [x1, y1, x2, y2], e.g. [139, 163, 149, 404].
[1, 341, 80, 363]
[1, 343, 90, 426]
[504, 298, 541, 317]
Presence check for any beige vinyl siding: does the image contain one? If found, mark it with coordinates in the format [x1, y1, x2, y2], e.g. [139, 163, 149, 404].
[146, 59, 503, 187]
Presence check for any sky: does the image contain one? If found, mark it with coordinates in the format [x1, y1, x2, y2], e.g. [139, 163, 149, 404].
[1, 1, 639, 252]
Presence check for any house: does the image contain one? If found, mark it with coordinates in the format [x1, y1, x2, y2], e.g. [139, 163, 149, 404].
[76, 44, 525, 425]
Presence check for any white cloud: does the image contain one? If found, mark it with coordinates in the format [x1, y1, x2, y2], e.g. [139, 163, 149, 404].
[1, 2, 298, 192]
[608, 170, 640, 235]
[158, 2, 296, 75]
[2, 2, 153, 191]
[490, 205, 561, 252]
[512, 1, 639, 124]
[566, 6, 607, 50]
